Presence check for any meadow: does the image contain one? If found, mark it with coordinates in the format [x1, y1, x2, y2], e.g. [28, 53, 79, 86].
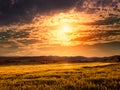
[0, 63, 120, 90]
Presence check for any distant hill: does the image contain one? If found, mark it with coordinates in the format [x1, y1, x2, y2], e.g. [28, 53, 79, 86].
[0, 55, 120, 65]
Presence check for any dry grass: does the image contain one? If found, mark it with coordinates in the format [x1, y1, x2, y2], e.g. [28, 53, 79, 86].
[0, 63, 120, 90]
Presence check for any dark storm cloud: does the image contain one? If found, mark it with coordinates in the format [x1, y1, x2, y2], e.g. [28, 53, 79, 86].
[85, 17, 120, 25]
[0, 0, 76, 25]
[0, 29, 40, 49]
[0, 0, 120, 25]
[75, 0, 120, 12]
[0, 0, 76, 14]
[0, 29, 29, 40]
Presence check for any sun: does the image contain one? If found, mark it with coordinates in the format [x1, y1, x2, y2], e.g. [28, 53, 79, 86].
[62, 25, 71, 33]
[60, 24, 73, 34]
[50, 24, 74, 45]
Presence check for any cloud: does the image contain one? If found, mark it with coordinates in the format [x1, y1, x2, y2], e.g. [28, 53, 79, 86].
[0, 0, 120, 25]
[71, 30, 120, 45]
[5, 41, 120, 56]
[0, 29, 29, 40]
[0, 0, 120, 56]
[0, 0, 77, 25]
[85, 16, 120, 25]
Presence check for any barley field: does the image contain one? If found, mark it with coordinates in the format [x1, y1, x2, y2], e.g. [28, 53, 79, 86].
[0, 63, 120, 90]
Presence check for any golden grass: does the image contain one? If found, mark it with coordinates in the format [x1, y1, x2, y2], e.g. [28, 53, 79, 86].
[0, 63, 119, 90]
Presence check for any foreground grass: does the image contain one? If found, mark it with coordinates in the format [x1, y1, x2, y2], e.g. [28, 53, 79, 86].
[0, 63, 120, 90]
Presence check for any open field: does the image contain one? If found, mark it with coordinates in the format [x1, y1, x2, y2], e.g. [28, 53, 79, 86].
[0, 63, 120, 90]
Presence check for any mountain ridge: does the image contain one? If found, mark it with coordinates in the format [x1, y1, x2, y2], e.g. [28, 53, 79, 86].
[0, 55, 120, 65]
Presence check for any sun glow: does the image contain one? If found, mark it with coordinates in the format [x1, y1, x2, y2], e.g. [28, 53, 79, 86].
[62, 24, 71, 33]
[56, 25, 72, 41]
[30, 11, 95, 46]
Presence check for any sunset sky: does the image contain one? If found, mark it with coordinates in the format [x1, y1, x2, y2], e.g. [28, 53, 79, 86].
[0, 0, 120, 57]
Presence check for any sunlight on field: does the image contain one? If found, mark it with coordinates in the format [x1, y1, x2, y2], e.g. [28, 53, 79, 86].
[0, 63, 114, 74]
[0, 63, 119, 90]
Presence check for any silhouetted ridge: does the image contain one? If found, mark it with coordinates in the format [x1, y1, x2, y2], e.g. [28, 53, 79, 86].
[0, 55, 120, 65]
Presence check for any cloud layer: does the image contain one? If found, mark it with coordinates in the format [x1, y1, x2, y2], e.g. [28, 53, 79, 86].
[0, 0, 120, 25]
[0, 0, 120, 56]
